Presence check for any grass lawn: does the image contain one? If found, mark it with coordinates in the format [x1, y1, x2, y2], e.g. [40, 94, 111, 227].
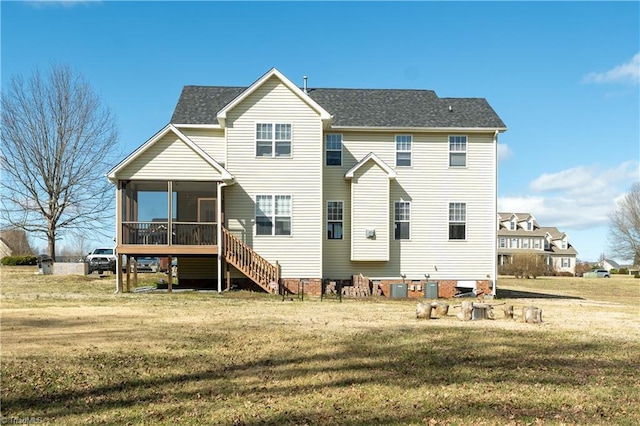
[1, 267, 639, 425]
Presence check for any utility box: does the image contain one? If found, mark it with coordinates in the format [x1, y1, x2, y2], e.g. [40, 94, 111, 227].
[425, 282, 438, 299]
[37, 255, 53, 275]
[389, 283, 408, 298]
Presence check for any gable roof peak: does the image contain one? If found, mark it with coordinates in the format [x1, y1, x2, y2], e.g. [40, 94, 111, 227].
[345, 152, 397, 180]
[215, 68, 331, 127]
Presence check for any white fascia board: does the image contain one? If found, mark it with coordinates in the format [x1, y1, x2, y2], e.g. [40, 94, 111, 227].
[173, 123, 222, 130]
[344, 152, 397, 180]
[329, 126, 508, 133]
[216, 68, 332, 127]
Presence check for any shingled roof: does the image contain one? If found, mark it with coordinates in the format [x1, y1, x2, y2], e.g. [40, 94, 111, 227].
[171, 85, 506, 129]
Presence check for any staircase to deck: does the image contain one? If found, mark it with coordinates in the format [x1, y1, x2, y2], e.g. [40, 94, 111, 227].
[221, 227, 279, 293]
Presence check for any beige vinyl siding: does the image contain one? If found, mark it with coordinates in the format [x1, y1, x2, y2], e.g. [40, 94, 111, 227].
[177, 257, 217, 280]
[350, 161, 390, 261]
[118, 132, 224, 181]
[180, 128, 226, 165]
[224, 75, 323, 278]
[322, 131, 496, 281]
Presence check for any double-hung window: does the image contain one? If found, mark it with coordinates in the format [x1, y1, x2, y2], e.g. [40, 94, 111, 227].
[448, 202, 466, 240]
[327, 201, 343, 240]
[395, 135, 412, 167]
[256, 195, 291, 236]
[449, 135, 467, 167]
[394, 201, 411, 240]
[256, 123, 291, 157]
[325, 134, 342, 166]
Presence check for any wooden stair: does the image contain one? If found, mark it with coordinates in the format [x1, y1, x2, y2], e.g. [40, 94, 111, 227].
[221, 227, 279, 293]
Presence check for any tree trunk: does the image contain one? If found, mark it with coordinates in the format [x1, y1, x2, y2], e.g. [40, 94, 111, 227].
[47, 224, 56, 261]
[416, 303, 433, 319]
[523, 306, 543, 323]
[503, 305, 514, 319]
[430, 301, 449, 317]
[457, 301, 474, 321]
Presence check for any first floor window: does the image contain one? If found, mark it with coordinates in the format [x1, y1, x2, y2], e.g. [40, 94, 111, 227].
[327, 201, 343, 239]
[562, 258, 570, 268]
[449, 135, 467, 167]
[449, 202, 466, 240]
[394, 201, 411, 240]
[256, 123, 291, 157]
[256, 195, 291, 236]
[395, 135, 412, 167]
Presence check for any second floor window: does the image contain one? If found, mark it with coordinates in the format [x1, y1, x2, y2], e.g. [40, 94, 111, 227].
[256, 195, 291, 236]
[449, 135, 467, 167]
[256, 123, 291, 157]
[396, 135, 412, 167]
[325, 134, 342, 166]
[449, 202, 466, 240]
[394, 201, 411, 240]
[327, 201, 343, 239]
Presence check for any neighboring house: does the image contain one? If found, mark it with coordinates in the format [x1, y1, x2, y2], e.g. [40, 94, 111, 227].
[0, 238, 11, 259]
[598, 259, 620, 272]
[497, 213, 578, 275]
[108, 68, 507, 297]
[0, 229, 32, 258]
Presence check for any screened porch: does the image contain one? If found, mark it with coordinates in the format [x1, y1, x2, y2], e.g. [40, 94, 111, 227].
[118, 180, 220, 255]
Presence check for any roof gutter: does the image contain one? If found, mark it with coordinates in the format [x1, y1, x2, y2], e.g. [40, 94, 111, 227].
[328, 126, 508, 133]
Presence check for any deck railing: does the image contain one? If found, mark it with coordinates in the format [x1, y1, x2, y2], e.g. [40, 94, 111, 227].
[222, 227, 279, 292]
[121, 222, 217, 245]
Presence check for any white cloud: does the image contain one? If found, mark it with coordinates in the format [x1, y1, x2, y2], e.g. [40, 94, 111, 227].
[499, 160, 639, 231]
[497, 143, 512, 162]
[583, 53, 640, 85]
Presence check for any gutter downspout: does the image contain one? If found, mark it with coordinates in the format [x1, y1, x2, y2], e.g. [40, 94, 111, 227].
[114, 180, 120, 293]
[217, 181, 229, 294]
[492, 129, 499, 297]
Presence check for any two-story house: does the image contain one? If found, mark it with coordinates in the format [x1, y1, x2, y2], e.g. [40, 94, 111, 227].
[497, 213, 578, 275]
[107, 68, 507, 297]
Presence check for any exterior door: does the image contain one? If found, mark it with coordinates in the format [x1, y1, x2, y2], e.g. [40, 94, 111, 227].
[198, 198, 216, 244]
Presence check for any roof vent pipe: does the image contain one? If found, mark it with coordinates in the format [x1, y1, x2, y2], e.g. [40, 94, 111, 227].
[448, 105, 453, 112]
[303, 75, 308, 93]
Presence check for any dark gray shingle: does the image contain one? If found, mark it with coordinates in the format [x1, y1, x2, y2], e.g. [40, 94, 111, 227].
[171, 85, 506, 129]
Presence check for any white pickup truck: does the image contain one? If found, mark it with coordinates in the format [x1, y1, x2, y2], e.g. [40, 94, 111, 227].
[85, 247, 117, 274]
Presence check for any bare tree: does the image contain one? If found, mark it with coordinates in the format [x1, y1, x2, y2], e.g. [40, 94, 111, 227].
[1, 64, 119, 260]
[608, 182, 640, 265]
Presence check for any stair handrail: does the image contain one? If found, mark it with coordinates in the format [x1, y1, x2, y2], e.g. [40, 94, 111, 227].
[221, 227, 279, 291]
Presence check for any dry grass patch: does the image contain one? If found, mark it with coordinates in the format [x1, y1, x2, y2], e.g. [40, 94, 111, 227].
[1, 267, 639, 425]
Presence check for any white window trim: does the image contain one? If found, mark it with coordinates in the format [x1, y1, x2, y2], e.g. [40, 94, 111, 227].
[255, 122, 293, 158]
[448, 135, 467, 167]
[394, 200, 411, 240]
[325, 134, 343, 166]
[448, 202, 466, 241]
[326, 200, 344, 240]
[255, 194, 292, 236]
[395, 134, 412, 167]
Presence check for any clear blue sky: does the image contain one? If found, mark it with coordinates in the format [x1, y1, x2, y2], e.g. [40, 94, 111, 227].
[2, 1, 639, 263]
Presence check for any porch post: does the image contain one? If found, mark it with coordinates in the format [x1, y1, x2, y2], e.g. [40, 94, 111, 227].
[125, 256, 131, 293]
[167, 255, 173, 290]
[217, 181, 227, 294]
